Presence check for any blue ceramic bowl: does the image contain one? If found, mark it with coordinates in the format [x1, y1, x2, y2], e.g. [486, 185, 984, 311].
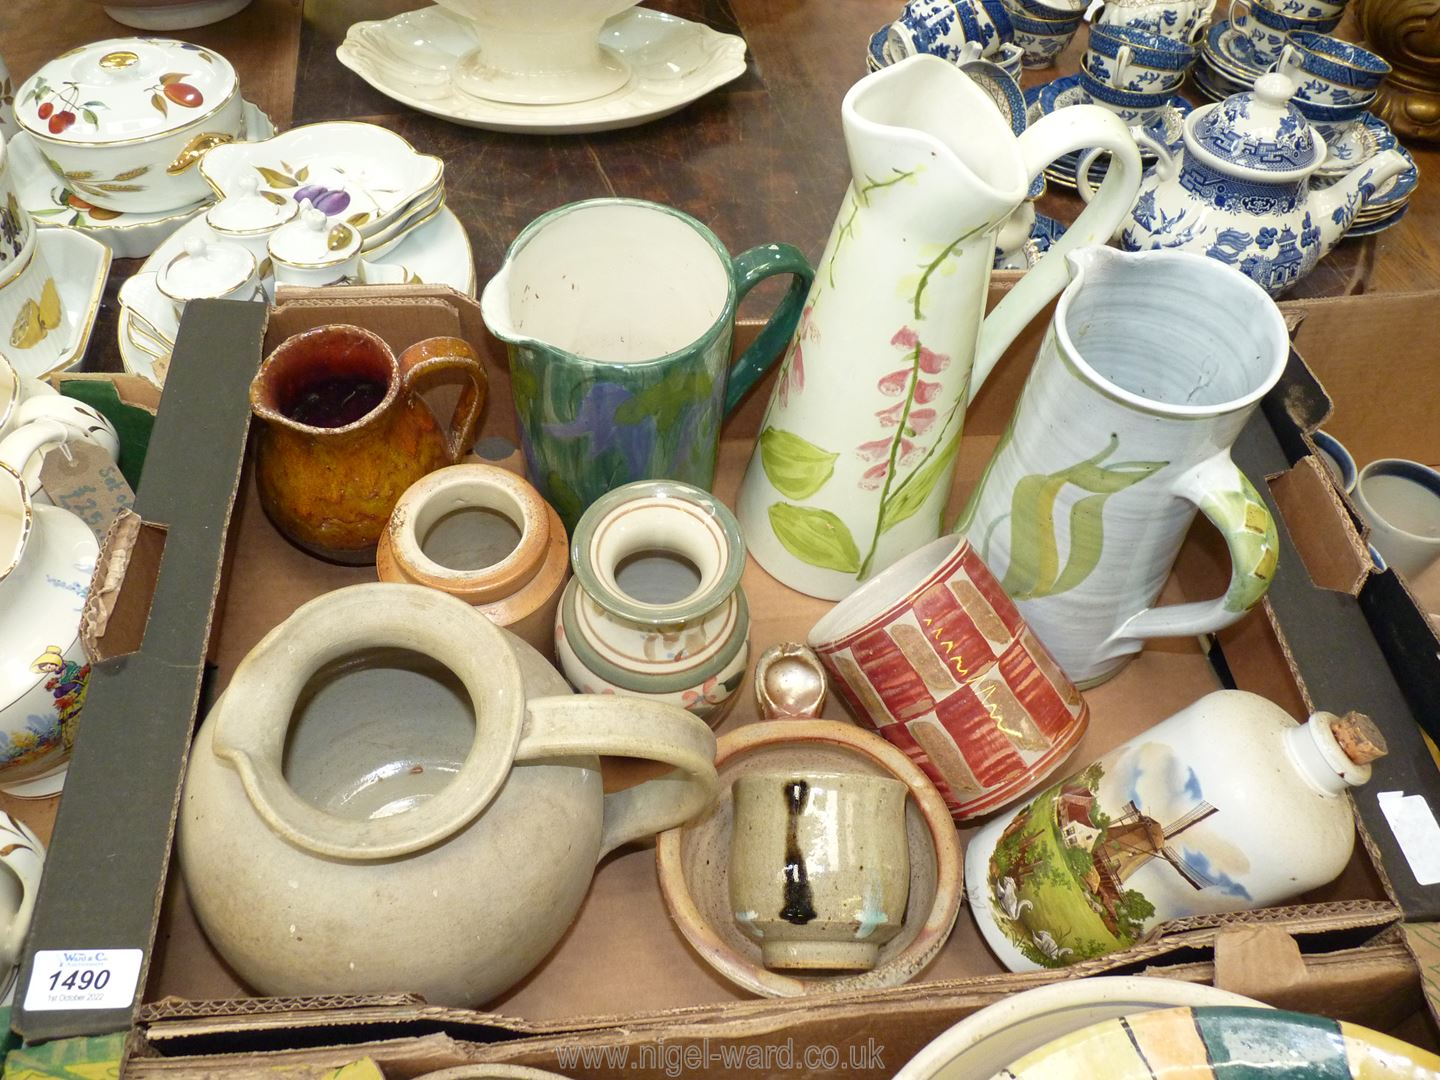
[1284, 31, 1391, 90]
[1088, 23, 1198, 70]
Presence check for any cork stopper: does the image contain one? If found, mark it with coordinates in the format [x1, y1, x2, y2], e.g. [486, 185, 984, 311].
[1331, 711, 1387, 765]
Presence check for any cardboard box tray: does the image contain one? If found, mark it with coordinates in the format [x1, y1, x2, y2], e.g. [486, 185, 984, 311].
[11, 285, 1440, 1075]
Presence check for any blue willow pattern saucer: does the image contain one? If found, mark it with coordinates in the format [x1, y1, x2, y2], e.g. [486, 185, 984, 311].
[1205, 19, 1267, 80]
[1025, 76, 1189, 189]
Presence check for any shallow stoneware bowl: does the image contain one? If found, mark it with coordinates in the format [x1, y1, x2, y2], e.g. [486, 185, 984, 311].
[655, 719, 962, 997]
[892, 976, 1267, 1078]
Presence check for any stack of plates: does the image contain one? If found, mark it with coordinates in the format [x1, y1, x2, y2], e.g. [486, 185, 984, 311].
[197, 122, 446, 259]
[1193, 19, 1264, 102]
[1024, 75, 1191, 191]
[1316, 112, 1420, 236]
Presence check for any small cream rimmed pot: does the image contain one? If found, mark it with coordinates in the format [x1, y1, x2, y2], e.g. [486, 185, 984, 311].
[377, 463, 570, 656]
[957, 246, 1286, 688]
[556, 480, 749, 726]
[730, 770, 910, 972]
[1352, 459, 1440, 581]
[267, 201, 361, 287]
[15, 37, 245, 213]
[155, 235, 261, 319]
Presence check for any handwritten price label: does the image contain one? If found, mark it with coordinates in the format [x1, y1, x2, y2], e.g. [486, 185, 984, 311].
[24, 949, 142, 1011]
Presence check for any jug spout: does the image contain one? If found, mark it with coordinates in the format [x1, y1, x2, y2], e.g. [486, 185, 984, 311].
[479, 261, 524, 346]
[841, 55, 1028, 234]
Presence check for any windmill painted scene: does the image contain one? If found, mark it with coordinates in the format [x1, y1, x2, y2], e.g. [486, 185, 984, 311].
[985, 752, 1233, 969]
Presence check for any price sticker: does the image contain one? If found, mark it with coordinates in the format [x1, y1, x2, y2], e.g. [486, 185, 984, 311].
[23, 949, 143, 1011]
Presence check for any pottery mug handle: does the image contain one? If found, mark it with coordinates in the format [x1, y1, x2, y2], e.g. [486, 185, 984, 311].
[0, 814, 43, 982]
[516, 696, 720, 859]
[1113, 452, 1278, 644]
[723, 244, 816, 415]
[398, 336, 488, 463]
[969, 105, 1143, 402]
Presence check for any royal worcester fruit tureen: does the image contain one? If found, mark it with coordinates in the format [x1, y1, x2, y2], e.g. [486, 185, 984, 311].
[1091, 74, 1408, 295]
[15, 37, 245, 213]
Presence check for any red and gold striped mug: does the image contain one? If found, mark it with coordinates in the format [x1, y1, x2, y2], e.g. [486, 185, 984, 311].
[808, 535, 1087, 821]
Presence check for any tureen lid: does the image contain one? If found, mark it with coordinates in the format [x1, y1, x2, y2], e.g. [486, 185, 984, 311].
[16, 37, 237, 145]
[268, 201, 361, 268]
[206, 174, 298, 235]
[157, 236, 255, 302]
[1186, 73, 1322, 178]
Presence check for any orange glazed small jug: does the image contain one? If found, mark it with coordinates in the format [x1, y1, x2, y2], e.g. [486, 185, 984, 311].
[250, 324, 486, 563]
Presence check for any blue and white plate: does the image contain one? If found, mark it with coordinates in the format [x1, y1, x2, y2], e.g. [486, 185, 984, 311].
[1204, 20, 1267, 81]
[1346, 202, 1410, 236]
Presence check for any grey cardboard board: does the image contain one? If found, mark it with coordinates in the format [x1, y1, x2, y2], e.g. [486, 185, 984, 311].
[1238, 356, 1440, 922]
[13, 299, 268, 1042]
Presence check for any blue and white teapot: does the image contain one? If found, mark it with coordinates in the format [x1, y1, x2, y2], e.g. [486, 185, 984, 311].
[1084, 74, 1408, 295]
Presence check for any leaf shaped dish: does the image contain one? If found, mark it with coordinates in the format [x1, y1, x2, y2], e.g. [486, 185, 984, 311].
[197, 121, 442, 240]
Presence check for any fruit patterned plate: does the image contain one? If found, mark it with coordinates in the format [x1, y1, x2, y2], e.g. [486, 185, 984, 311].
[8, 100, 273, 260]
[198, 121, 443, 243]
[994, 1005, 1440, 1078]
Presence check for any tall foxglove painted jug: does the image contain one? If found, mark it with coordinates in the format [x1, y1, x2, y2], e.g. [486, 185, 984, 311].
[736, 54, 1144, 600]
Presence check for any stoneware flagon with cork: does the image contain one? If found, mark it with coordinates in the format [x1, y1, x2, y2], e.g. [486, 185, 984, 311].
[964, 689, 1386, 972]
[177, 583, 719, 1007]
[250, 324, 486, 564]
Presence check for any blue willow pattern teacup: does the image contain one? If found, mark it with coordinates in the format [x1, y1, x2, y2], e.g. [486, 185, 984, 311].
[1277, 32, 1390, 107]
[888, 0, 1015, 61]
[1084, 26, 1194, 91]
[1008, 8, 1083, 67]
[1078, 65, 1174, 124]
[1230, 0, 1340, 67]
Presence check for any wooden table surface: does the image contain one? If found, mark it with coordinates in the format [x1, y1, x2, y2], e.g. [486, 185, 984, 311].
[1, 0, 1435, 374]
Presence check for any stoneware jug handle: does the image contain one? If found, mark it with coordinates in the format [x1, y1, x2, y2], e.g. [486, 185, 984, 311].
[0, 814, 42, 973]
[516, 696, 719, 859]
[969, 106, 1142, 404]
[1114, 451, 1278, 644]
[398, 336, 488, 463]
[724, 244, 816, 415]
